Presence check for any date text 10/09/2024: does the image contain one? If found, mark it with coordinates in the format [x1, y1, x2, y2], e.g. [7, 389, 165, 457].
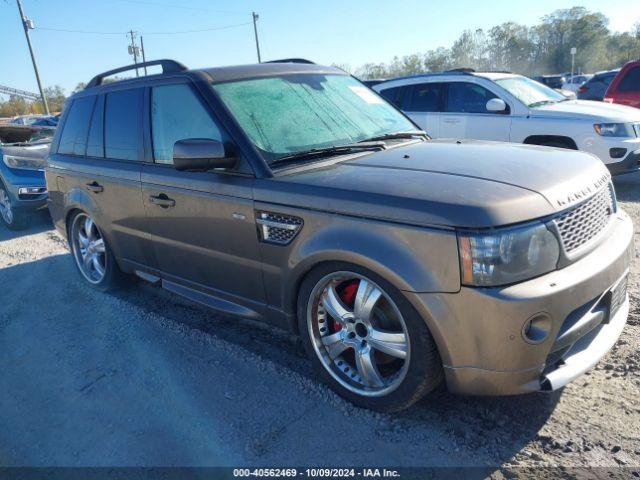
[233, 468, 401, 478]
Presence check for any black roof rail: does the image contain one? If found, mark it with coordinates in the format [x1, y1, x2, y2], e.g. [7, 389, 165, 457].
[264, 58, 316, 64]
[445, 67, 475, 73]
[86, 59, 188, 88]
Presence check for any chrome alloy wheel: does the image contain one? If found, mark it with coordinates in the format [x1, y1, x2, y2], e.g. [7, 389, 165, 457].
[0, 187, 14, 224]
[70, 213, 107, 284]
[307, 272, 410, 397]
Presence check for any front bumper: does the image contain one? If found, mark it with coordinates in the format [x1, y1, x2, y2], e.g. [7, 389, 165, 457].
[606, 148, 640, 176]
[0, 166, 48, 212]
[406, 210, 634, 395]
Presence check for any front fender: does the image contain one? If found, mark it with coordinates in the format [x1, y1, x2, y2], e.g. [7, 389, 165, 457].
[273, 213, 461, 316]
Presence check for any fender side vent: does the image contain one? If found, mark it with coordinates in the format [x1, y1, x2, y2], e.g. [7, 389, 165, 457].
[256, 211, 303, 245]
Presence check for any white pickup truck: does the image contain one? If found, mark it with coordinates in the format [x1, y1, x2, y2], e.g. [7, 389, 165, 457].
[374, 71, 640, 175]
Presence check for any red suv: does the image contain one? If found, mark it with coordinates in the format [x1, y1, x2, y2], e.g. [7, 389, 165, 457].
[604, 60, 640, 108]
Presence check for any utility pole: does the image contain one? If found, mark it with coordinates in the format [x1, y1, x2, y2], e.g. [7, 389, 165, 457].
[140, 36, 148, 75]
[15, 0, 49, 114]
[128, 30, 140, 77]
[252, 12, 261, 63]
[570, 47, 577, 81]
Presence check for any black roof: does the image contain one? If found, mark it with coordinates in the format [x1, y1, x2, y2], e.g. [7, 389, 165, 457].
[83, 59, 345, 92]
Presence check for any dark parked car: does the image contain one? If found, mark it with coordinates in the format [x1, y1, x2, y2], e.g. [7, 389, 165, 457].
[10, 115, 59, 127]
[534, 75, 566, 90]
[0, 125, 52, 229]
[578, 69, 620, 101]
[605, 60, 640, 109]
[46, 59, 632, 411]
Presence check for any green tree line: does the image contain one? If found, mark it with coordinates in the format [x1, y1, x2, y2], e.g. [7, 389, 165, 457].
[353, 7, 640, 79]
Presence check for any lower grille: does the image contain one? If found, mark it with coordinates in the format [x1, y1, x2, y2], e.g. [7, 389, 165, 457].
[553, 183, 615, 253]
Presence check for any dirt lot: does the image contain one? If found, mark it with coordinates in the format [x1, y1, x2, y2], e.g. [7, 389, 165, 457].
[1, 175, 639, 474]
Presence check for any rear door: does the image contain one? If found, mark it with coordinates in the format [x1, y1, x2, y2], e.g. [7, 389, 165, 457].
[399, 82, 442, 137]
[439, 81, 512, 141]
[49, 89, 151, 267]
[141, 80, 265, 305]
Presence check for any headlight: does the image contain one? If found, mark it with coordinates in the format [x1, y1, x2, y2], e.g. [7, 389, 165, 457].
[593, 123, 634, 138]
[458, 223, 560, 287]
[2, 154, 46, 170]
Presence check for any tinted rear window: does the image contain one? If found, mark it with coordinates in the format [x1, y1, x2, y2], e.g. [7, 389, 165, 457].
[104, 89, 142, 161]
[404, 83, 441, 112]
[618, 67, 640, 93]
[58, 96, 96, 155]
[86, 96, 104, 158]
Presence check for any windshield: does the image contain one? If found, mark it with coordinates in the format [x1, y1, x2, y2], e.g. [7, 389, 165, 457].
[495, 76, 567, 107]
[212, 74, 416, 163]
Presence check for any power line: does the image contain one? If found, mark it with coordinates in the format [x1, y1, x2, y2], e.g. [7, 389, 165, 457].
[143, 21, 253, 35]
[36, 26, 126, 35]
[34, 21, 253, 36]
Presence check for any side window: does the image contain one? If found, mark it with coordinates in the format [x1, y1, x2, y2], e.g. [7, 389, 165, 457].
[445, 82, 498, 114]
[378, 86, 403, 108]
[151, 83, 223, 165]
[104, 89, 143, 161]
[57, 96, 96, 155]
[86, 96, 104, 158]
[404, 83, 441, 112]
[618, 67, 640, 92]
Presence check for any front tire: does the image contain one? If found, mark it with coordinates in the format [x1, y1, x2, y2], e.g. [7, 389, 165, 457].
[0, 185, 28, 230]
[68, 211, 124, 291]
[297, 262, 443, 412]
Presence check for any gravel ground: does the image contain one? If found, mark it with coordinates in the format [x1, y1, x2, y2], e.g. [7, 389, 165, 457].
[1, 175, 639, 473]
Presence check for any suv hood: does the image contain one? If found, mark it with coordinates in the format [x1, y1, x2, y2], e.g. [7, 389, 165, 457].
[260, 140, 610, 228]
[531, 99, 640, 122]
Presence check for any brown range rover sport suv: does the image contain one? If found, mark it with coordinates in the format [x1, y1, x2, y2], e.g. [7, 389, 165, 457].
[46, 59, 633, 411]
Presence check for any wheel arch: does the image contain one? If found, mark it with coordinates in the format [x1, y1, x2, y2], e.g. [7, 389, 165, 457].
[283, 225, 456, 331]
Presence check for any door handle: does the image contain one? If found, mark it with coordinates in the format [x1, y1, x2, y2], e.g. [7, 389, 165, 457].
[85, 182, 103, 193]
[149, 194, 176, 208]
[443, 118, 461, 124]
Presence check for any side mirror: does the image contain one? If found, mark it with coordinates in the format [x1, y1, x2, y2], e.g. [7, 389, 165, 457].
[486, 98, 508, 113]
[173, 138, 237, 172]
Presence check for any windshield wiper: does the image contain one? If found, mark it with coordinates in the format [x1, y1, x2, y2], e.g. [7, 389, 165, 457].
[359, 130, 428, 142]
[271, 142, 386, 165]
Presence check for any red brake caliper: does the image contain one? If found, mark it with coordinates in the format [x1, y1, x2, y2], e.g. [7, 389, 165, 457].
[332, 280, 359, 332]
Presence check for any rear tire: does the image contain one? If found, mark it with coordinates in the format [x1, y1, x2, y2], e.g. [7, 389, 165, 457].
[297, 262, 443, 412]
[68, 211, 125, 291]
[0, 185, 28, 231]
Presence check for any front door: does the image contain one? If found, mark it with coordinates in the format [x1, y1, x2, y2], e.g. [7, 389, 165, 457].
[141, 81, 265, 305]
[439, 81, 512, 141]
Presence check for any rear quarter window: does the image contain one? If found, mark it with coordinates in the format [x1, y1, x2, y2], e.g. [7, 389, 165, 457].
[57, 96, 96, 155]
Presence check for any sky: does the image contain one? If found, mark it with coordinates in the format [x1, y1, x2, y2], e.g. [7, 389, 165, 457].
[1, 0, 639, 95]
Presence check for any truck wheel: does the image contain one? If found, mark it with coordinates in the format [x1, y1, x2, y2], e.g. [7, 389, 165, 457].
[68, 211, 125, 291]
[0, 185, 28, 230]
[297, 262, 443, 412]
